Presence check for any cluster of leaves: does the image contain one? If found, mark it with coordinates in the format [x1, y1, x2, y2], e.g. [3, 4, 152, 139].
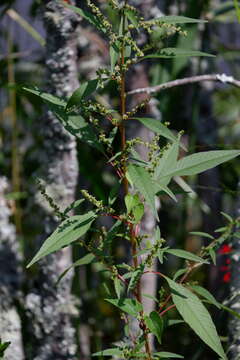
[25, 1, 240, 359]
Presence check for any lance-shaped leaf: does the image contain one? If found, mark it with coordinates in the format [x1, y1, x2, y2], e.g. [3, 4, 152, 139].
[165, 277, 227, 360]
[62, 2, 106, 34]
[56, 113, 104, 153]
[165, 249, 208, 263]
[27, 211, 96, 267]
[143, 47, 215, 59]
[127, 164, 159, 221]
[151, 15, 207, 24]
[145, 311, 163, 344]
[125, 8, 140, 28]
[92, 348, 123, 357]
[106, 298, 143, 317]
[154, 141, 180, 180]
[23, 87, 67, 107]
[190, 285, 221, 309]
[159, 150, 240, 180]
[153, 352, 184, 359]
[110, 42, 120, 72]
[66, 79, 98, 110]
[133, 117, 178, 143]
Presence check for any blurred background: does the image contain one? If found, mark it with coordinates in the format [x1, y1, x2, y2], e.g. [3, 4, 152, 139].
[0, 0, 240, 359]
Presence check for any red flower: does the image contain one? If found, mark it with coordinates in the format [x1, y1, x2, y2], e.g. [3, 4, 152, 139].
[223, 272, 231, 283]
[219, 244, 232, 254]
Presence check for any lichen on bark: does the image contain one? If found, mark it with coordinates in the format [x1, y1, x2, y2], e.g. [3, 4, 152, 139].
[25, 1, 80, 359]
[0, 176, 24, 360]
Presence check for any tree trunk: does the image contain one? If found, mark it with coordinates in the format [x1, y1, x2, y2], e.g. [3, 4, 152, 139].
[25, 2, 80, 359]
[0, 176, 24, 360]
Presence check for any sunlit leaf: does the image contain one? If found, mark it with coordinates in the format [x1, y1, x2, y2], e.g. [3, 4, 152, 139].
[165, 249, 208, 263]
[158, 150, 240, 180]
[153, 351, 184, 359]
[143, 47, 214, 59]
[128, 164, 159, 221]
[150, 15, 207, 24]
[92, 348, 123, 357]
[66, 79, 98, 110]
[145, 311, 163, 344]
[165, 277, 227, 360]
[190, 285, 221, 309]
[133, 117, 178, 143]
[27, 212, 96, 267]
[105, 298, 143, 316]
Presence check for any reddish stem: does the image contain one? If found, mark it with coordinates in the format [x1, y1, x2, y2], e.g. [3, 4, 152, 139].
[159, 304, 176, 316]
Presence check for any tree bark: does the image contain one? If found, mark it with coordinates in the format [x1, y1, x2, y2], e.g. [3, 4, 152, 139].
[0, 176, 24, 360]
[25, 2, 80, 359]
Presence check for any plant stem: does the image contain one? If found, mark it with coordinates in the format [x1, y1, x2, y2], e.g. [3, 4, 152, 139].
[119, 10, 152, 360]
[120, 43, 128, 195]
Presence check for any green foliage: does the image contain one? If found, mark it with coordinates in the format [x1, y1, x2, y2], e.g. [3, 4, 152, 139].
[165, 277, 227, 360]
[0, 339, 11, 359]
[27, 212, 96, 267]
[25, 1, 240, 359]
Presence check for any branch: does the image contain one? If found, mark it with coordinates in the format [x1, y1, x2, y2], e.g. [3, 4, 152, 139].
[127, 73, 240, 96]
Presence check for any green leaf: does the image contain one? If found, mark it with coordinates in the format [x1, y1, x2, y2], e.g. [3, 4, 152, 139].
[92, 348, 123, 357]
[125, 193, 140, 213]
[132, 203, 144, 223]
[125, 194, 144, 223]
[221, 211, 233, 222]
[105, 298, 143, 316]
[128, 164, 159, 221]
[165, 277, 227, 360]
[145, 311, 163, 344]
[133, 117, 178, 143]
[125, 8, 139, 27]
[57, 113, 104, 153]
[62, 2, 106, 34]
[155, 226, 161, 241]
[142, 293, 158, 303]
[155, 184, 177, 202]
[153, 351, 184, 359]
[234, 0, 240, 22]
[190, 285, 221, 309]
[173, 268, 188, 281]
[190, 231, 214, 240]
[209, 248, 216, 265]
[56, 253, 95, 285]
[0, 340, 11, 357]
[110, 43, 119, 72]
[103, 220, 122, 254]
[152, 15, 207, 24]
[159, 150, 240, 179]
[114, 277, 122, 299]
[27, 212, 96, 267]
[143, 48, 215, 59]
[108, 182, 120, 206]
[154, 141, 179, 180]
[23, 87, 66, 107]
[66, 79, 98, 110]
[63, 199, 85, 215]
[165, 249, 208, 263]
